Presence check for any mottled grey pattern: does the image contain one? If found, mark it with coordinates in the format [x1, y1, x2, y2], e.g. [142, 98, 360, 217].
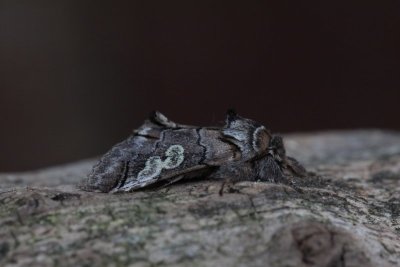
[82, 111, 306, 193]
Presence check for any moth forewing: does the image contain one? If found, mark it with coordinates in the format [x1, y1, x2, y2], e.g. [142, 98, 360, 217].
[84, 112, 243, 193]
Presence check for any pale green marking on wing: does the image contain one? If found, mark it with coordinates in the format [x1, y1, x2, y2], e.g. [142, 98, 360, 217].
[163, 145, 185, 169]
[137, 145, 185, 182]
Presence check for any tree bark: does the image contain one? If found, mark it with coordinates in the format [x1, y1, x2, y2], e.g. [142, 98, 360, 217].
[1, 130, 400, 267]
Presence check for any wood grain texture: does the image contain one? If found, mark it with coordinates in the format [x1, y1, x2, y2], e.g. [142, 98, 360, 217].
[1, 130, 400, 267]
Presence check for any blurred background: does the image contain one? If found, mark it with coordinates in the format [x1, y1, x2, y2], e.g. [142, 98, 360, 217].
[1, 1, 399, 171]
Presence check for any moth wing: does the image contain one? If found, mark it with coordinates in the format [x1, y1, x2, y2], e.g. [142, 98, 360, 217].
[111, 128, 213, 193]
[85, 111, 247, 193]
[84, 111, 195, 193]
[198, 128, 241, 166]
[112, 127, 244, 193]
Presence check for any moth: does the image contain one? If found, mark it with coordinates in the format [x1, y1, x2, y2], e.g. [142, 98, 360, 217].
[82, 110, 306, 193]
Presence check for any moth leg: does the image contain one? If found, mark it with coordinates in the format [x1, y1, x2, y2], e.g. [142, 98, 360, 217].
[212, 162, 257, 181]
[254, 156, 285, 183]
[218, 178, 240, 196]
[210, 162, 257, 195]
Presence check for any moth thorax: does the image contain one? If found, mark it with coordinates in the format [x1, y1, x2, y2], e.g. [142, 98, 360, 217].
[252, 126, 270, 154]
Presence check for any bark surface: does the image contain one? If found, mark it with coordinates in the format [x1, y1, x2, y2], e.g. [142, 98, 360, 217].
[1, 130, 400, 267]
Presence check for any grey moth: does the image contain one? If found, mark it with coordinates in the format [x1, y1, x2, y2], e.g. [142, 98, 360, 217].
[82, 110, 306, 193]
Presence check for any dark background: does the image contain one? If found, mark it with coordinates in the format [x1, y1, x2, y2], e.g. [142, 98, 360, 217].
[1, 1, 399, 171]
